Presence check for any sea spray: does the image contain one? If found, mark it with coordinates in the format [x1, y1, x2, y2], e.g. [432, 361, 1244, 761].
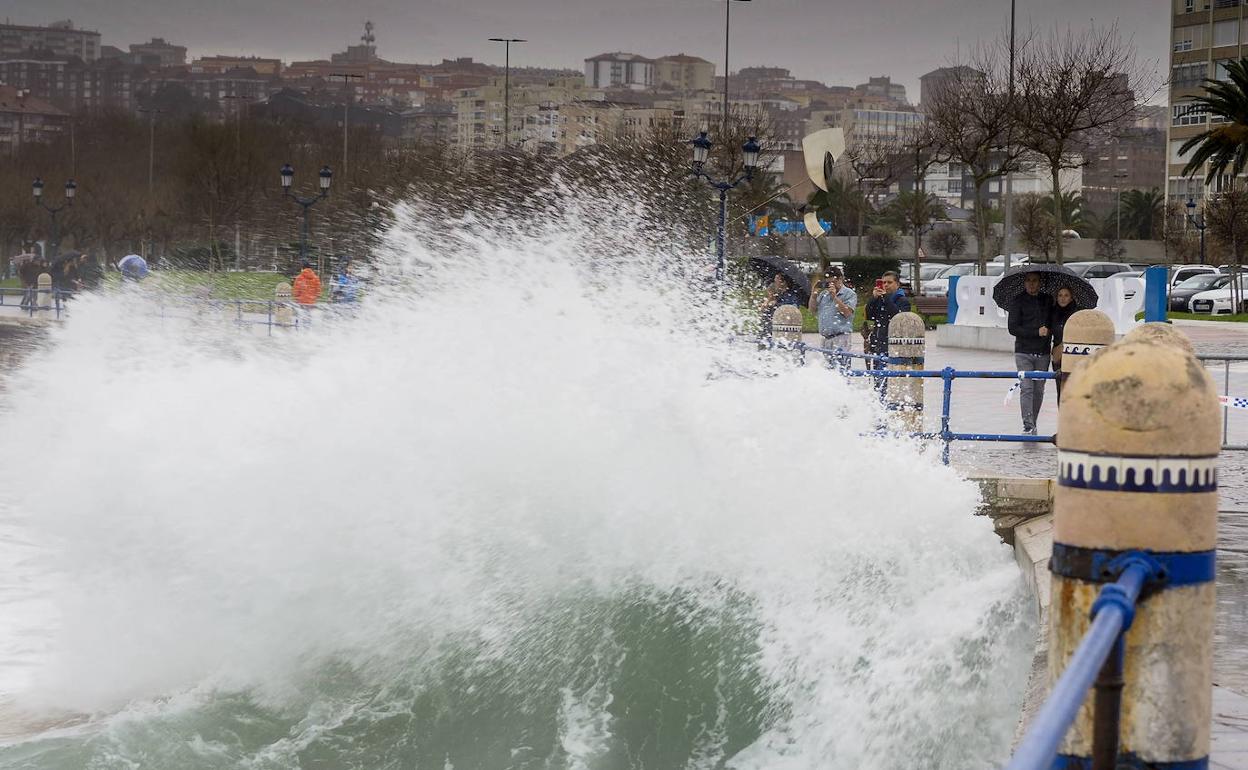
[0, 192, 1033, 769]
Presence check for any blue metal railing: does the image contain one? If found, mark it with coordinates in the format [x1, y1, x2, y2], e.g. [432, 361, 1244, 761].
[0, 286, 71, 320]
[1006, 553, 1164, 770]
[757, 337, 1059, 464]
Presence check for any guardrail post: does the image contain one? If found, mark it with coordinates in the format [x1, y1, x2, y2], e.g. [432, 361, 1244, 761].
[1050, 338, 1219, 767]
[940, 366, 954, 465]
[1058, 310, 1114, 402]
[274, 282, 294, 329]
[36, 273, 52, 315]
[888, 311, 926, 433]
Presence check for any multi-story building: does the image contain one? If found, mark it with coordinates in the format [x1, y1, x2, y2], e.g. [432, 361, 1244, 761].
[192, 56, 282, 76]
[1167, 0, 1247, 201]
[654, 54, 714, 92]
[855, 76, 908, 105]
[0, 84, 69, 153]
[1082, 127, 1168, 217]
[400, 104, 455, 145]
[129, 38, 186, 68]
[0, 52, 140, 113]
[921, 157, 1082, 212]
[0, 20, 100, 62]
[918, 66, 981, 111]
[584, 53, 654, 90]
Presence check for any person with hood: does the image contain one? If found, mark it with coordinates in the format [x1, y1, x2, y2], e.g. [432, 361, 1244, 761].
[292, 261, 322, 306]
[78, 253, 104, 290]
[1048, 286, 1078, 404]
[864, 271, 910, 390]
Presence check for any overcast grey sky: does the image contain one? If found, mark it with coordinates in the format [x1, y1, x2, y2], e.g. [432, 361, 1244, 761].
[2, 0, 1164, 98]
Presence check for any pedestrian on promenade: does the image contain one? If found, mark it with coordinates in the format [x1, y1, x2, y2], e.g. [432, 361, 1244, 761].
[864, 270, 910, 388]
[78, 253, 103, 291]
[1048, 286, 1077, 404]
[292, 261, 322, 306]
[1007, 272, 1053, 434]
[331, 260, 360, 304]
[759, 273, 802, 337]
[808, 266, 856, 364]
[17, 255, 47, 309]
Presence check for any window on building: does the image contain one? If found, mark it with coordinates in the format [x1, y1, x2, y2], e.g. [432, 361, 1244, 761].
[1172, 62, 1209, 88]
[1173, 102, 1208, 126]
[1215, 19, 1239, 47]
[1170, 138, 1195, 164]
[1174, 24, 1206, 51]
[1185, 0, 1195, 10]
[1216, 59, 1235, 81]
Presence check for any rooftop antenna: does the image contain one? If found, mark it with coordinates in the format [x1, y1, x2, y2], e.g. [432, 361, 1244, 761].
[362, 20, 375, 47]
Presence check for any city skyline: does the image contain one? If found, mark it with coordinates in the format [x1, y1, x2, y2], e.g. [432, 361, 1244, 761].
[4, 0, 1165, 100]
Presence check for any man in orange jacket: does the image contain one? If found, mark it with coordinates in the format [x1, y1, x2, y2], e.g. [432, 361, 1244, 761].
[292, 262, 322, 306]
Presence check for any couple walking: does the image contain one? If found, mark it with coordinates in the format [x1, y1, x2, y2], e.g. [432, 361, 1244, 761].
[1007, 272, 1079, 435]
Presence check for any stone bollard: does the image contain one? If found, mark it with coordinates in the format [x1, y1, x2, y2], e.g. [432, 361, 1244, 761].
[274, 281, 294, 329]
[1059, 310, 1115, 395]
[1050, 340, 1219, 766]
[887, 311, 926, 433]
[1123, 322, 1194, 355]
[36, 273, 52, 312]
[771, 305, 803, 344]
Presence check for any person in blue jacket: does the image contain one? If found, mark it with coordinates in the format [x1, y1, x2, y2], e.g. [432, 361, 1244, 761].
[331, 260, 360, 303]
[864, 271, 911, 391]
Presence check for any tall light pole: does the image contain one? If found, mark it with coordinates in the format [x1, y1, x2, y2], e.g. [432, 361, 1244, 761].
[1113, 171, 1129, 244]
[688, 131, 761, 292]
[137, 108, 164, 198]
[330, 73, 363, 181]
[32, 177, 76, 261]
[722, 0, 751, 130]
[1186, 198, 1207, 265]
[488, 38, 526, 148]
[280, 163, 333, 271]
[1002, 0, 1016, 270]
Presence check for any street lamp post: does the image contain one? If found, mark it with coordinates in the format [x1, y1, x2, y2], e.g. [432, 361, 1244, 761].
[1186, 198, 1207, 265]
[488, 38, 526, 148]
[722, 0, 751, 130]
[1113, 172, 1129, 243]
[280, 163, 333, 270]
[329, 73, 363, 179]
[32, 177, 76, 260]
[688, 131, 761, 290]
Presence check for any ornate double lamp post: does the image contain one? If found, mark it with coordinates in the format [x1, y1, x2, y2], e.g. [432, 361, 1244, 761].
[280, 163, 333, 267]
[32, 177, 77, 260]
[688, 131, 760, 288]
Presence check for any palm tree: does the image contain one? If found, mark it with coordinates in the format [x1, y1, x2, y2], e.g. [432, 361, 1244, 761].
[1119, 188, 1165, 240]
[1043, 192, 1091, 237]
[1180, 58, 1248, 185]
[883, 190, 946, 292]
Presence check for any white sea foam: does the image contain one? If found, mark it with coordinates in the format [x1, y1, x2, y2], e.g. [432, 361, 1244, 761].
[0, 195, 1031, 768]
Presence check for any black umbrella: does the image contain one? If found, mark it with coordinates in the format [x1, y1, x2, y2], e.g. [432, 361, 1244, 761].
[992, 264, 1098, 312]
[748, 255, 811, 305]
[49, 250, 82, 268]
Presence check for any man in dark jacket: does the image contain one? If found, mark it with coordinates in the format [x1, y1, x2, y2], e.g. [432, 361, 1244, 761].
[864, 271, 911, 390]
[1007, 272, 1053, 434]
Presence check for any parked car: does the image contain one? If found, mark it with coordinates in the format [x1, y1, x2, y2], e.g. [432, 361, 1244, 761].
[992, 253, 1031, 264]
[1171, 265, 1221, 288]
[1170, 273, 1231, 312]
[1065, 262, 1135, 279]
[1190, 275, 1248, 315]
[922, 262, 1005, 297]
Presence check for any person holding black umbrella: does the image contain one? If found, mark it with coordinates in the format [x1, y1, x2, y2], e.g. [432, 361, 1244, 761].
[1007, 272, 1054, 434]
[1048, 286, 1078, 404]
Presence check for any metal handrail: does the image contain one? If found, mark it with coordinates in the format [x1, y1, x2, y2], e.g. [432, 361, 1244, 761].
[1196, 354, 1248, 450]
[753, 337, 1059, 463]
[1006, 554, 1163, 770]
[0, 286, 71, 320]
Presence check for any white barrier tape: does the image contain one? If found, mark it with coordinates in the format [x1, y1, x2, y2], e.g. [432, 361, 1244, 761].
[1219, 395, 1248, 410]
[1003, 372, 1027, 407]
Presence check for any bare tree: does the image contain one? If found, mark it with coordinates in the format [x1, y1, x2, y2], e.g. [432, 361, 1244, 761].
[928, 227, 967, 260]
[1014, 193, 1056, 259]
[1205, 191, 1248, 312]
[841, 133, 909, 255]
[926, 45, 1026, 274]
[1163, 201, 1201, 265]
[1015, 25, 1151, 264]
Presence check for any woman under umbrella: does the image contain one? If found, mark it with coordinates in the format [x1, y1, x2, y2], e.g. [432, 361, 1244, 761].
[1049, 286, 1079, 403]
[992, 263, 1098, 313]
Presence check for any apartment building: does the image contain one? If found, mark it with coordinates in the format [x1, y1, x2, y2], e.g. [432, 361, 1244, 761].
[0, 84, 69, 154]
[584, 53, 655, 90]
[654, 54, 714, 92]
[0, 20, 100, 62]
[129, 38, 187, 68]
[1167, 0, 1247, 201]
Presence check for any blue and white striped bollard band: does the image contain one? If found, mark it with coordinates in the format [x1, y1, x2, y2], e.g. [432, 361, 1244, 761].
[1062, 342, 1105, 357]
[888, 337, 926, 346]
[1057, 450, 1218, 493]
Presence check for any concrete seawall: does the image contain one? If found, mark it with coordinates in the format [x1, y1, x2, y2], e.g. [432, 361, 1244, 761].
[972, 472, 1248, 767]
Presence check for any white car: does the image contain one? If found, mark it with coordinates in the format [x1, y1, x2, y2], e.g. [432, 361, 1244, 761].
[1172, 265, 1220, 288]
[922, 262, 1005, 297]
[1189, 276, 1248, 315]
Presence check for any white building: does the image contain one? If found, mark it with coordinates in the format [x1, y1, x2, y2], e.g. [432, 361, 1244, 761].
[584, 52, 655, 90]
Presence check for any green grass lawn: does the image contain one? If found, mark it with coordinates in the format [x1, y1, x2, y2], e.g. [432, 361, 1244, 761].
[1165, 311, 1248, 323]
